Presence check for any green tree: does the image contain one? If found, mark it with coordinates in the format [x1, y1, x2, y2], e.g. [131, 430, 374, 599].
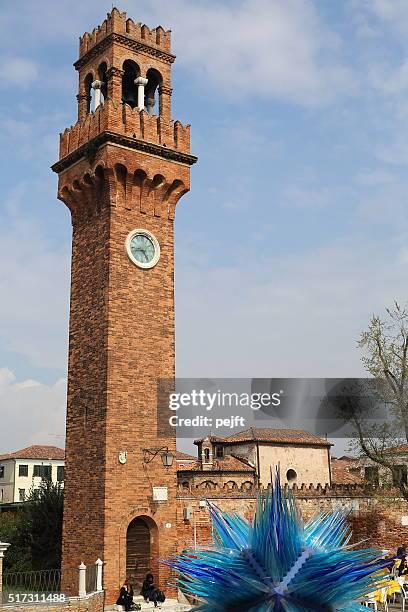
[0, 511, 30, 571]
[1, 480, 64, 572]
[19, 480, 64, 570]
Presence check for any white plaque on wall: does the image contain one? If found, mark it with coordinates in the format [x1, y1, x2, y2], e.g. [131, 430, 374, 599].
[401, 516, 408, 526]
[153, 486, 168, 502]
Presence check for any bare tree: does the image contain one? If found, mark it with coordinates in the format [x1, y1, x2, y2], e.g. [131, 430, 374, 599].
[348, 302, 408, 500]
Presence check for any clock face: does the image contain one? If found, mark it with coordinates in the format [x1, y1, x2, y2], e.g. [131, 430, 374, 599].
[125, 229, 160, 269]
[130, 233, 155, 264]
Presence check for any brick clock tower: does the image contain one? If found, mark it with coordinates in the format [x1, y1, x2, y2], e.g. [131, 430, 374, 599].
[52, 8, 196, 602]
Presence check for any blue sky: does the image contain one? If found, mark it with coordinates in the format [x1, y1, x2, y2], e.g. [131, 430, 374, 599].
[1, 0, 408, 454]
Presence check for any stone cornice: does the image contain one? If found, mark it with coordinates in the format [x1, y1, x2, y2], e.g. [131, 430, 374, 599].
[74, 32, 176, 71]
[51, 131, 197, 174]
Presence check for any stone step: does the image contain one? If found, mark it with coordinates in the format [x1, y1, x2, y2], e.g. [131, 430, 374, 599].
[106, 599, 192, 611]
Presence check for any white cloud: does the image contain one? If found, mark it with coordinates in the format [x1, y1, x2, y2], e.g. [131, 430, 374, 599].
[399, 247, 408, 264]
[147, 0, 357, 106]
[0, 57, 39, 88]
[175, 236, 408, 379]
[356, 169, 395, 186]
[0, 0, 356, 107]
[369, 60, 408, 95]
[0, 367, 66, 453]
[0, 111, 63, 162]
[361, 0, 408, 33]
[0, 185, 70, 370]
[355, 182, 408, 230]
[375, 135, 408, 166]
[282, 186, 331, 210]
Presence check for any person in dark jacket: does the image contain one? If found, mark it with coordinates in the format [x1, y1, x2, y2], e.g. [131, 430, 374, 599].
[116, 579, 134, 611]
[398, 555, 408, 577]
[140, 573, 159, 608]
[397, 546, 406, 559]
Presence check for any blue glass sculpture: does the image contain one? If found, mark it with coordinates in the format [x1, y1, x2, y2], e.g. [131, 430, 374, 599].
[165, 475, 390, 611]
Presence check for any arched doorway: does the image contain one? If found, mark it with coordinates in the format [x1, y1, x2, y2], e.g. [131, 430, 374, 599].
[126, 516, 158, 590]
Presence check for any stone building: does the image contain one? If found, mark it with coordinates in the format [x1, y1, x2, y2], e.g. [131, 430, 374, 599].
[331, 446, 408, 488]
[0, 445, 64, 506]
[188, 427, 332, 488]
[177, 445, 256, 493]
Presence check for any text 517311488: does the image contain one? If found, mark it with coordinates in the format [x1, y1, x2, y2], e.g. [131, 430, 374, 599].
[2, 593, 68, 605]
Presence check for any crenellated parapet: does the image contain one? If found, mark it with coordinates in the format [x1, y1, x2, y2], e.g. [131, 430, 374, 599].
[177, 480, 400, 499]
[57, 100, 192, 165]
[77, 8, 173, 69]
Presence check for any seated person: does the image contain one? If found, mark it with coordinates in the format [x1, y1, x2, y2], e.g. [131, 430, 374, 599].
[116, 579, 134, 611]
[398, 556, 408, 577]
[396, 546, 407, 560]
[141, 573, 159, 608]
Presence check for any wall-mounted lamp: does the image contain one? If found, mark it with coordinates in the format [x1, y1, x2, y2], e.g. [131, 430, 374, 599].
[142, 446, 174, 468]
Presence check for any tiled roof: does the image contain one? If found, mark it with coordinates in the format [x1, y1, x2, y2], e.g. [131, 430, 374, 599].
[331, 459, 362, 485]
[224, 428, 331, 447]
[0, 445, 65, 462]
[385, 444, 408, 455]
[193, 435, 225, 445]
[177, 454, 255, 473]
[336, 455, 356, 462]
[176, 451, 196, 461]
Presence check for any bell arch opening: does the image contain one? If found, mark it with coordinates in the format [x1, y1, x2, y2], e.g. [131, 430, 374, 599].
[122, 60, 140, 108]
[145, 68, 162, 115]
[126, 516, 159, 591]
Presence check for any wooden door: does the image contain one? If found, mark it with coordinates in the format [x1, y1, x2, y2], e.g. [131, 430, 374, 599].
[126, 518, 150, 590]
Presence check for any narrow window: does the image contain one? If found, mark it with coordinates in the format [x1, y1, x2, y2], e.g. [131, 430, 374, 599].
[393, 465, 408, 486]
[42, 465, 52, 481]
[19, 464, 28, 477]
[19, 488, 26, 502]
[215, 446, 224, 459]
[364, 466, 379, 486]
[33, 464, 42, 477]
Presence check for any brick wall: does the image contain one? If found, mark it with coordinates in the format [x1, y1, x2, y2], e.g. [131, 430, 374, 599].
[177, 487, 408, 554]
[59, 101, 191, 158]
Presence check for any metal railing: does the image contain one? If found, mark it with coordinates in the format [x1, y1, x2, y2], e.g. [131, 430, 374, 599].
[3, 569, 78, 593]
[2, 567, 79, 596]
[0, 560, 103, 606]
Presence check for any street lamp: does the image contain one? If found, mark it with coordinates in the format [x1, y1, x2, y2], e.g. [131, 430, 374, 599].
[142, 447, 174, 468]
